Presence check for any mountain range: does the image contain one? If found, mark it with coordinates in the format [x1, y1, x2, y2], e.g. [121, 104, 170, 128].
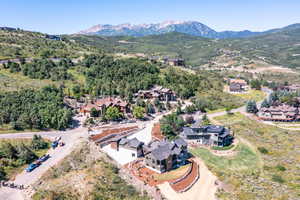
[77, 20, 300, 39]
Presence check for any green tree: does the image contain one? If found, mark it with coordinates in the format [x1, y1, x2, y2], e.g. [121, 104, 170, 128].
[133, 106, 145, 119]
[90, 107, 100, 118]
[0, 142, 17, 159]
[246, 100, 258, 113]
[0, 167, 6, 181]
[261, 99, 270, 108]
[160, 113, 185, 139]
[104, 107, 123, 121]
[16, 143, 38, 164]
[202, 114, 211, 126]
[146, 103, 155, 114]
[31, 135, 48, 150]
[250, 79, 262, 90]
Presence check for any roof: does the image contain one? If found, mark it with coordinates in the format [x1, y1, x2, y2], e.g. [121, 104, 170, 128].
[181, 127, 195, 136]
[203, 125, 225, 134]
[190, 119, 202, 129]
[230, 79, 247, 85]
[119, 138, 129, 145]
[128, 138, 144, 148]
[95, 97, 128, 107]
[151, 145, 172, 161]
[174, 138, 187, 148]
[148, 139, 183, 161]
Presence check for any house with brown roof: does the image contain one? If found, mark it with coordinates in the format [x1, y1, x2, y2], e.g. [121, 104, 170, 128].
[257, 104, 300, 122]
[135, 86, 176, 102]
[80, 97, 129, 116]
[229, 79, 249, 92]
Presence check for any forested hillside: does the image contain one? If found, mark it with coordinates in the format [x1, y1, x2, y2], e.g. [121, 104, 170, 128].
[70, 28, 300, 69]
[0, 29, 95, 60]
[0, 86, 72, 130]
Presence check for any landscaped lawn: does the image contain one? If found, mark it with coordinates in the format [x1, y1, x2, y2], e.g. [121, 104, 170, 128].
[209, 112, 300, 200]
[233, 89, 266, 102]
[191, 143, 259, 172]
[153, 163, 191, 181]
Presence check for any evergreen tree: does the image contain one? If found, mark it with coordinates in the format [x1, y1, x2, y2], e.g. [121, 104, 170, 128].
[246, 100, 258, 113]
[261, 99, 270, 108]
[31, 135, 48, 150]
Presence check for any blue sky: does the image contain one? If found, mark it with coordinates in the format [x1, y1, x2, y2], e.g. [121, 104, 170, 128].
[1, 0, 299, 34]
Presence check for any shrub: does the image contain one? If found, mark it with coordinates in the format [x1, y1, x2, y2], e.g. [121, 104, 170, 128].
[258, 147, 268, 154]
[276, 165, 286, 171]
[272, 174, 285, 183]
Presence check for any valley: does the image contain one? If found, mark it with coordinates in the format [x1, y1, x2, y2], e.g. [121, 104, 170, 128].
[0, 19, 300, 200]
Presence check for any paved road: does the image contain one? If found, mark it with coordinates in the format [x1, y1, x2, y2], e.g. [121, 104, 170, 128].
[0, 119, 87, 200]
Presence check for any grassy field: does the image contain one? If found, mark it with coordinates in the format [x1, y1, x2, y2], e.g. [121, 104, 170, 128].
[233, 89, 266, 102]
[0, 69, 56, 92]
[0, 124, 41, 134]
[210, 113, 300, 200]
[191, 143, 260, 172]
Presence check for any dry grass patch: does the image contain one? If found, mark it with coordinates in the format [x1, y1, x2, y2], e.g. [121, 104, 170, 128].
[153, 163, 191, 181]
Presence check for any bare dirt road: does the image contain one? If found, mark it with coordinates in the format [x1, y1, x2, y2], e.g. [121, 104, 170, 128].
[158, 158, 218, 200]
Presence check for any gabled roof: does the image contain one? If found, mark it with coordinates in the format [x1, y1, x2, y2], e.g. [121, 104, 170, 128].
[174, 138, 187, 148]
[128, 137, 144, 148]
[203, 125, 225, 134]
[181, 127, 195, 136]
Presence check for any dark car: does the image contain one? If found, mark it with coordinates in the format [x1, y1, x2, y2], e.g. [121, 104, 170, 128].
[51, 141, 58, 149]
[38, 154, 50, 162]
[26, 163, 39, 172]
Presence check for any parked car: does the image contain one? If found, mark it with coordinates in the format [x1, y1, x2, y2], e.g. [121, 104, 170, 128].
[38, 154, 50, 162]
[51, 141, 58, 149]
[26, 163, 39, 172]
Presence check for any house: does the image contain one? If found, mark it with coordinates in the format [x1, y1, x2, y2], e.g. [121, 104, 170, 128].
[134, 86, 176, 101]
[144, 138, 188, 173]
[229, 79, 248, 92]
[276, 84, 300, 93]
[110, 137, 144, 158]
[180, 125, 233, 147]
[257, 104, 300, 122]
[163, 58, 185, 66]
[45, 34, 61, 41]
[80, 97, 129, 116]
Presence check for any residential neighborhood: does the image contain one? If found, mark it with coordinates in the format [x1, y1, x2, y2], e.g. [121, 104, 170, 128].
[1, 2, 300, 200]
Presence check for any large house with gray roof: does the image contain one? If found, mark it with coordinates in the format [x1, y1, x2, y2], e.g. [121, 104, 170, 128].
[144, 138, 189, 173]
[109, 137, 144, 159]
[180, 125, 233, 147]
